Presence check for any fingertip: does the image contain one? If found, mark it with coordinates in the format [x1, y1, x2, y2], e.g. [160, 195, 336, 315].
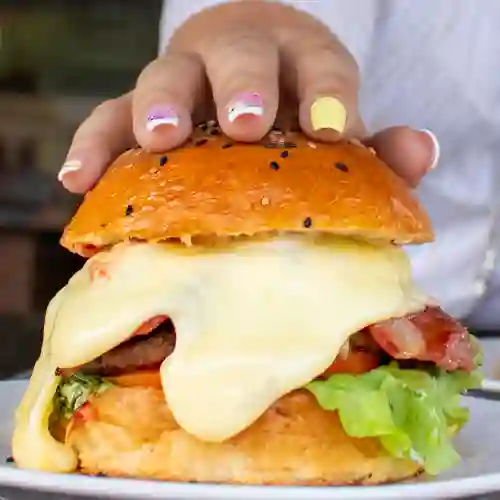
[57, 160, 82, 184]
[134, 104, 193, 151]
[58, 150, 111, 194]
[299, 95, 359, 143]
[145, 106, 180, 131]
[310, 96, 347, 133]
[366, 126, 439, 187]
[218, 91, 277, 142]
[58, 162, 93, 194]
[416, 129, 440, 171]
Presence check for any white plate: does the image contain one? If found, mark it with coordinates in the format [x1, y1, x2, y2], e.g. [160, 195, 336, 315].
[1, 381, 500, 500]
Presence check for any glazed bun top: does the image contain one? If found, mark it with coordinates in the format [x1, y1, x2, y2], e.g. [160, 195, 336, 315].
[61, 123, 433, 256]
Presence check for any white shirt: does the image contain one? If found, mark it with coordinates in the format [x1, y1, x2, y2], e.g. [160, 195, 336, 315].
[160, 0, 500, 329]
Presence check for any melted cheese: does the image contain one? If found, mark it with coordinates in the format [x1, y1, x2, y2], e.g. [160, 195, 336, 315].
[13, 234, 430, 472]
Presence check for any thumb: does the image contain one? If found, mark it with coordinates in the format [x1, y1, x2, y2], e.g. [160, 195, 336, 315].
[364, 126, 440, 187]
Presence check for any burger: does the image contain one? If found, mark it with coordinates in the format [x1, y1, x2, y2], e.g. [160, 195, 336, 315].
[12, 123, 482, 485]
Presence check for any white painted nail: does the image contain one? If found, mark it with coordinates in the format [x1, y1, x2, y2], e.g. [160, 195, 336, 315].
[146, 108, 179, 131]
[418, 129, 440, 170]
[227, 92, 264, 123]
[58, 160, 82, 182]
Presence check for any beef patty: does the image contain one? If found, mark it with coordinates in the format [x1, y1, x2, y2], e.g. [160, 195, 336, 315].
[60, 320, 175, 377]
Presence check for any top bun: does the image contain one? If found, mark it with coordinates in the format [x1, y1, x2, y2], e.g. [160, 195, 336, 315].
[61, 123, 433, 256]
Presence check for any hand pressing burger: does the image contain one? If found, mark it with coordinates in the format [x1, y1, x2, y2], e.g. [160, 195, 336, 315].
[57, 2, 438, 195]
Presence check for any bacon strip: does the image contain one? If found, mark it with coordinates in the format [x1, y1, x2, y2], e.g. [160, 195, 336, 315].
[366, 306, 476, 372]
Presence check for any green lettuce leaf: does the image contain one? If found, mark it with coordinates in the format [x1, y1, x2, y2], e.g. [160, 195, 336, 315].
[54, 372, 114, 419]
[306, 363, 482, 475]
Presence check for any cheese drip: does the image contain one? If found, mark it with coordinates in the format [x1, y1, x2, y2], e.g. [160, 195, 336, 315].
[13, 234, 429, 472]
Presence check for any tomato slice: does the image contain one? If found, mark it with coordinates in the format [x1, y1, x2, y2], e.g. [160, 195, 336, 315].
[72, 402, 97, 424]
[321, 349, 380, 377]
[107, 369, 162, 389]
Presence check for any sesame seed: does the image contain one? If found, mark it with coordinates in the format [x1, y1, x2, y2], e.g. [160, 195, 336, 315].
[335, 162, 349, 172]
[54, 367, 62, 376]
[159, 155, 168, 166]
[270, 161, 280, 170]
[125, 204, 133, 216]
[195, 138, 208, 146]
[261, 197, 270, 206]
[303, 217, 313, 228]
[209, 128, 220, 136]
[5, 457, 14, 464]
[199, 123, 208, 131]
[280, 151, 289, 159]
[222, 142, 233, 149]
[307, 141, 317, 149]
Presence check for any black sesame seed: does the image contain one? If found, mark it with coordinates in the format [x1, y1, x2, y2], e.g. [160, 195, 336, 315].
[209, 128, 221, 136]
[199, 123, 208, 131]
[159, 155, 168, 166]
[5, 456, 14, 464]
[54, 367, 62, 376]
[270, 161, 280, 171]
[125, 204, 133, 216]
[195, 138, 208, 146]
[280, 151, 289, 159]
[335, 162, 349, 172]
[303, 217, 313, 228]
[222, 142, 233, 149]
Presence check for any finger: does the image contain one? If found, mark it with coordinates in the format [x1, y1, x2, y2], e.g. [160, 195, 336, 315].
[364, 126, 440, 187]
[133, 53, 206, 151]
[59, 94, 134, 193]
[200, 28, 279, 141]
[285, 35, 363, 142]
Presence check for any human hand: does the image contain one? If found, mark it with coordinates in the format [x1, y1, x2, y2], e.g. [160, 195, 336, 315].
[59, 1, 439, 193]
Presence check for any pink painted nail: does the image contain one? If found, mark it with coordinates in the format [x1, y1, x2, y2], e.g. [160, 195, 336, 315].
[418, 129, 440, 170]
[146, 107, 179, 131]
[227, 92, 264, 123]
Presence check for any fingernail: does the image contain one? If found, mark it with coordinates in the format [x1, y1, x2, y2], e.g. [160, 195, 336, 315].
[227, 92, 264, 123]
[146, 107, 179, 131]
[418, 129, 440, 170]
[58, 160, 82, 182]
[310, 96, 347, 133]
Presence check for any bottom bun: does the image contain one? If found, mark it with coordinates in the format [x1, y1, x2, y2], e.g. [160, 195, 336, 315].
[66, 386, 421, 485]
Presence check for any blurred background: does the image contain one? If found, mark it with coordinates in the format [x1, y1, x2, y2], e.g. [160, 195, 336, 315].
[0, 0, 162, 377]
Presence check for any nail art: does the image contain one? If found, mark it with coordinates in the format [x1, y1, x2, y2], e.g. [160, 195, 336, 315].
[227, 92, 264, 123]
[58, 160, 82, 182]
[146, 107, 179, 131]
[418, 129, 440, 170]
[310, 96, 347, 133]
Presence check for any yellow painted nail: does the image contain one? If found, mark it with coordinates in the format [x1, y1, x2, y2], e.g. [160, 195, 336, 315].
[310, 96, 347, 133]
